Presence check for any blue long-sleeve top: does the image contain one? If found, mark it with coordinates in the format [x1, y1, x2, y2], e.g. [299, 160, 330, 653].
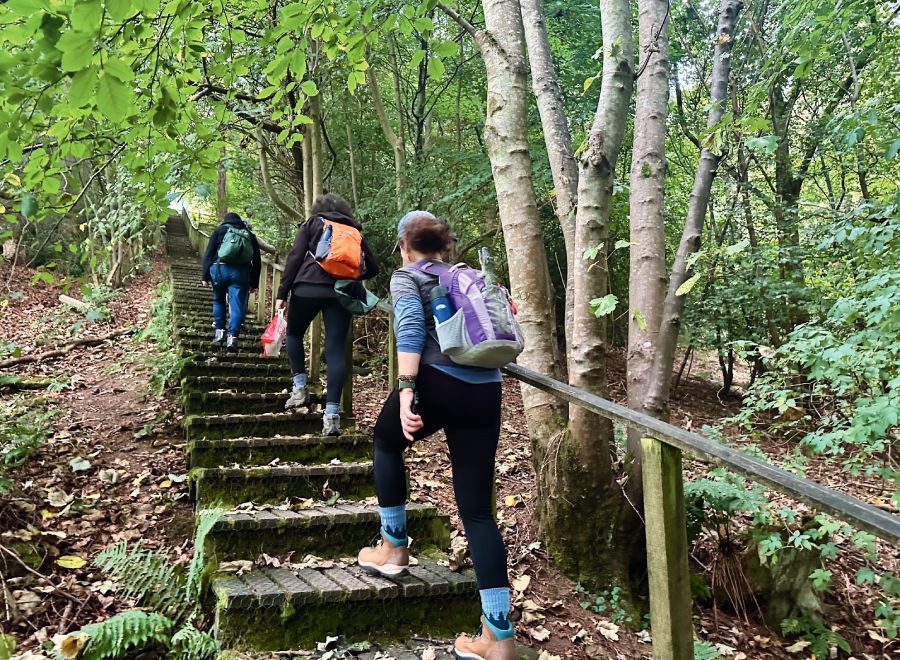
[393, 294, 501, 385]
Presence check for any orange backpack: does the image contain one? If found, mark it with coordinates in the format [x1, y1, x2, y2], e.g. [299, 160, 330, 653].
[313, 218, 365, 279]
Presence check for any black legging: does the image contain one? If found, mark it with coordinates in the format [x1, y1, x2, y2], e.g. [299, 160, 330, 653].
[374, 365, 508, 590]
[285, 292, 351, 405]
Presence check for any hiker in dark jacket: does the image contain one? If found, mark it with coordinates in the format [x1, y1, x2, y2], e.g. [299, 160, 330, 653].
[201, 212, 262, 352]
[275, 193, 379, 436]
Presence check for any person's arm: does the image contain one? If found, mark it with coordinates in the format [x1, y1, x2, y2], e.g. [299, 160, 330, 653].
[360, 238, 380, 280]
[201, 226, 224, 282]
[392, 283, 427, 440]
[276, 221, 312, 305]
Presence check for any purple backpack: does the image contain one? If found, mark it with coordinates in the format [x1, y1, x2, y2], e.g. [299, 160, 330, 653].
[411, 260, 524, 368]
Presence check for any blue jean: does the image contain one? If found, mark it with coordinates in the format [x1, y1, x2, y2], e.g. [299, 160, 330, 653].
[210, 263, 250, 336]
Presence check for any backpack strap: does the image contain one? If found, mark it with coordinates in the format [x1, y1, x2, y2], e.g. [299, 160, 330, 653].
[409, 259, 454, 289]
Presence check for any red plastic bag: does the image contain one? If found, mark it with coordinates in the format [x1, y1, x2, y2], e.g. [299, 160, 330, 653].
[261, 310, 287, 357]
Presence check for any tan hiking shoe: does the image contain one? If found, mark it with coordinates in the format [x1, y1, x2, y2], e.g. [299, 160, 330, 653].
[357, 534, 409, 577]
[454, 617, 515, 660]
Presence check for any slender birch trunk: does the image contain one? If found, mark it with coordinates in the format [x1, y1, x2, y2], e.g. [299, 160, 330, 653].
[643, 0, 743, 419]
[521, 0, 578, 348]
[626, 0, 670, 473]
[367, 52, 407, 210]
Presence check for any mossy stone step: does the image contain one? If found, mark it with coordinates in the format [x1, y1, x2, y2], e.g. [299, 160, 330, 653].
[188, 433, 370, 468]
[175, 329, 266, 345]
[174, 322, 269, 338]
[192, 462, 374, 507]
[183, 390, 320, 416]
[180, 361, 291, 379]
[204, 502, 449, 562]
[212, 559, 479, 651]
[178, 349, 288, 366]
[184, 410, 350, 441]
[181, 375, 290, 395]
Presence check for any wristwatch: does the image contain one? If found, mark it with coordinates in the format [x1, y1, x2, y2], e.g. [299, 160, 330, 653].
[398, 375, 416, 391]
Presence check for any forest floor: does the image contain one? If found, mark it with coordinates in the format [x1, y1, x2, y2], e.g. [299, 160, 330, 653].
[1, 253, 898, 659]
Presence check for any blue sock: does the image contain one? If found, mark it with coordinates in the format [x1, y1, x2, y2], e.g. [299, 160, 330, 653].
[378, 505, 408, 547]
[324, 402, 340, 416]
[292, 373, 307, 390]
[480, 588, 513, 640]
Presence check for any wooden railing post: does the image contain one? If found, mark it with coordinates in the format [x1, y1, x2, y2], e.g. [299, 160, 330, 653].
[641, 436, 694, 660]
[256, 260, 269, 321]
[387, 313, 397, 390]
[271, 267, 282, 319]
[309, 315, 323, 394]
[341, 323, 354, 416]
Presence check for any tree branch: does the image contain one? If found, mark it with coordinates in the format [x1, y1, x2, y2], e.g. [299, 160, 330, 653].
[257, 129, 304, 222]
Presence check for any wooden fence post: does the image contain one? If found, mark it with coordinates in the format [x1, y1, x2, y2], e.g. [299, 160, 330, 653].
[309, 315, 323, 395]
[256, 260, 269, 321]
[341, 323, 354, 417]
[641, 436, 694, 660]
[387, 313, 397, 390]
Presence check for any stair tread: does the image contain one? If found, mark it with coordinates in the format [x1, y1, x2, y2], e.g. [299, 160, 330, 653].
[193, 461, 373, 477]
[214, 558, 476, 609]
[191, 433, 368, 447]
[210, 501, 437, 531]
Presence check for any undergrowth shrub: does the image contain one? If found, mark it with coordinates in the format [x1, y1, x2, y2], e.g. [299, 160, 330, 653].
[0, 395, 59, 494]
[136, 279, 186, 396]
[56, 510, 222, 659]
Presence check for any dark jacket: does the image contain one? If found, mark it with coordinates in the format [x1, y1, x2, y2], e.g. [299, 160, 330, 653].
[201, 216, 263, 287]
[276, 211, 379, 300]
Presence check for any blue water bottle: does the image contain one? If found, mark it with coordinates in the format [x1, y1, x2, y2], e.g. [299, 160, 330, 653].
[315, 223, 332, 261]
[430, 285, 453, 323]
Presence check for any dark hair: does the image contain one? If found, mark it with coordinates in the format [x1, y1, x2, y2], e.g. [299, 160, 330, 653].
[223, 212, 243, 223]
[311, 192, 353, 218]
[404, 216, 453, 254]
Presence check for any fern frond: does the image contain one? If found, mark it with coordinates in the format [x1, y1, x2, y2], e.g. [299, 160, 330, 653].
[186, 508, 223, 599]
[170, 623, 218, 660]
[94, 541, 189, 619]
[63, 610, 174, 660]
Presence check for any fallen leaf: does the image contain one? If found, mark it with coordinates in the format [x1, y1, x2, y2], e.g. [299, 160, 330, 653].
[420, 648, 436, 660]
[55, 555, 87, 569]
[537, 652, 561, 660]
[529, 626, 551, 641]
[98, 469, 119, 484]
[785, 640, 810, 653]
[512, 574, 531, 592]
[46, 488, 74, 508]
[158, 479, 172, 489]
[53, 632, 89, 659]
[504, 495, 520, 507]
[68, 457, 91, 472]
[597, 620, 619, 641]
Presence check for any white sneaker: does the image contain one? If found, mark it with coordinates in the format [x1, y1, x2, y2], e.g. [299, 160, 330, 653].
[322, 414, 340, 437]
[285, 387, 308, 410]
[213, 329, 225, 343]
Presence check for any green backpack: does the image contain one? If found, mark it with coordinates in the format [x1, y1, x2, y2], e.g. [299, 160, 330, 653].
[217, 226, 254, 265]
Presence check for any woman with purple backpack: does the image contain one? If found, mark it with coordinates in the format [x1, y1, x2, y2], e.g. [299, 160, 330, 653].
[356, 211, 516, 660]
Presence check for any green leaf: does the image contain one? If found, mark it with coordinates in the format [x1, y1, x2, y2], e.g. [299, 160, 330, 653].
[433, 40, 458, 58]
[724, 238, 750, 256]
[70, 0, 103, 32]
[745, 135, 779, 154]
[105, 0, 134, 21]
[69, 67, 99, 106]
[675, 273, 701, 297]
[20, 193, 37, 218]
[0, 632, 15, 659]
[410, 49, 426, 68]
[613, 240, 631, 250]
[413, 17, 433, 32]
[885, 138, 900, 159]
[103, 57, 134, 82]
[426, 57, 445, 79]
[95, 73, 130, 122]
[589, 294, 617, 318]
[632, 308, 647, 332]
[299, 80, 318, 96]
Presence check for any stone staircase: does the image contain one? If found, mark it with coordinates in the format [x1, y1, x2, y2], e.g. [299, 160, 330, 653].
[164, 217, 480, 656]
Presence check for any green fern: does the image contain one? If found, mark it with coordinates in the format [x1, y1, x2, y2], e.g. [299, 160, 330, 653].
[170, 623, 218, 660]
[93, 541, 190, 620]
[72, 610, 174, 660]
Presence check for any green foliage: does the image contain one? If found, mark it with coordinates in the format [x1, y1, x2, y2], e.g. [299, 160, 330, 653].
[137, 280, 187, 396]
[684, 469, 766, 544]
[575, 584, 636, 626]
[780, 615, 851, 657]
[169, 623, 218, 660]
[692, 640, 722, 660]
[0, 396, 59, 494]
[66, 611, 174, 660]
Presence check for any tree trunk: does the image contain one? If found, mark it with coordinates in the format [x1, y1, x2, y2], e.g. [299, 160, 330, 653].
[521, 0, 578, 350]
[643, 0, 743, 420]
[367, 47, 407, 210]
[626, 0, 670, 480]
[346, 123, 359, 208]
[216, 156, 227, 219]
[559, 0, 638, 589]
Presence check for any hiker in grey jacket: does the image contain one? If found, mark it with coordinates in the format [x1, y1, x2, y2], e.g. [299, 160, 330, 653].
[201, 212, 262, 351]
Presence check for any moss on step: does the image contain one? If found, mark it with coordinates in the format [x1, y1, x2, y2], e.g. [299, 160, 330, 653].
[214, 593, 480, 652]
[188, 435, 371, 468]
